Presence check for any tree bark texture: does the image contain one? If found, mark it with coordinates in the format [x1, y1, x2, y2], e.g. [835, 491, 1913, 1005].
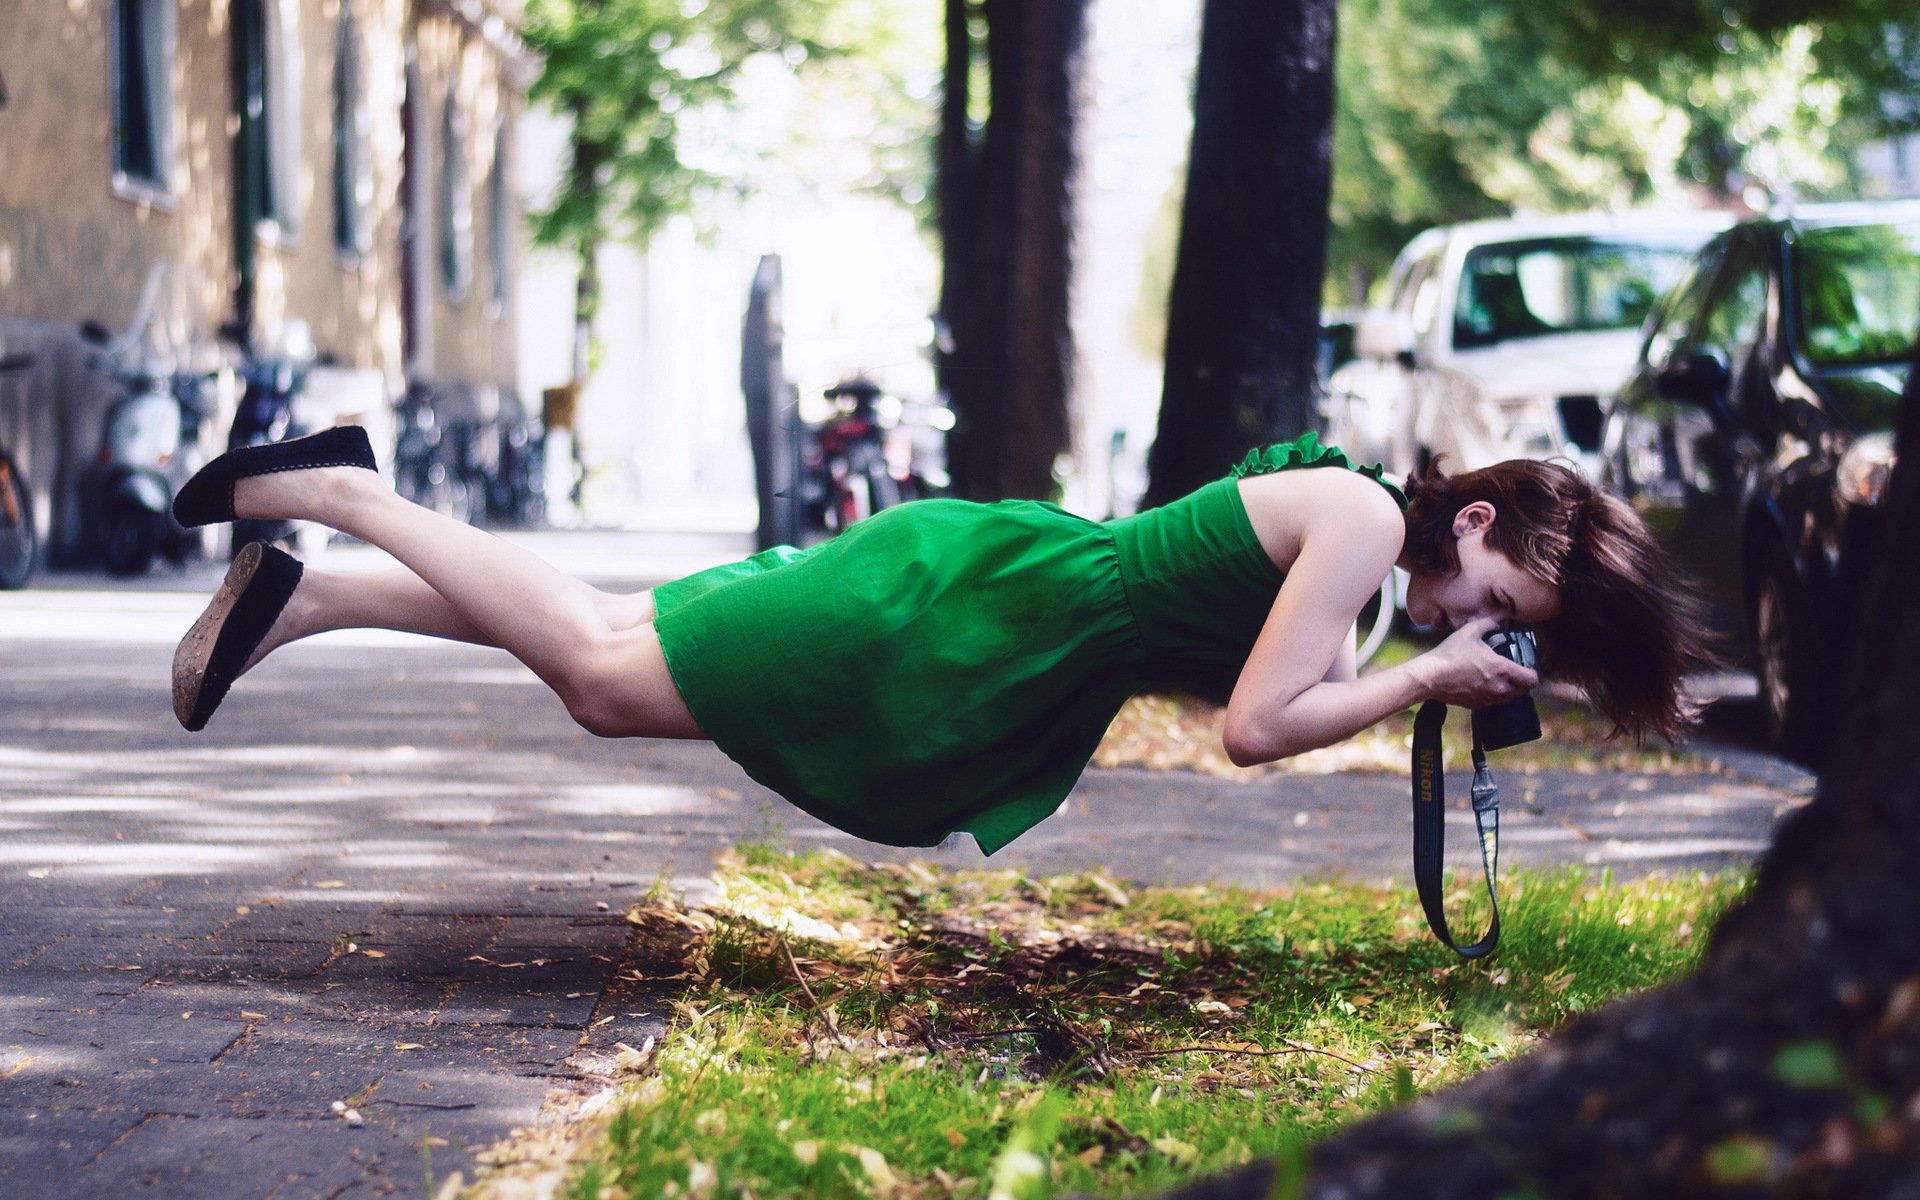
[1164, 352, 1920, 1196]
[1143, 0, 1338, 508]
[939, 0, 1085, 502]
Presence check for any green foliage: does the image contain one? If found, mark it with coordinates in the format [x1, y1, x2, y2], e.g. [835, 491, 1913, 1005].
[1704, 1133, 1774, 1184]
[1770, 1039, 1847, 1089]
[525, 0, 805, 254]
[523, 0, 937, 257]
[1329, 0, 1919, 297]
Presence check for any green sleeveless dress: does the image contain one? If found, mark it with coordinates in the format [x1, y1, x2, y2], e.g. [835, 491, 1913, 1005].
[651, 433, 1404, 854]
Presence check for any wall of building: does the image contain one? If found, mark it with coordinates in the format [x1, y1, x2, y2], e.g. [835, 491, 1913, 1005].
[0, 0, 527, 567]
[0, 1, 234, 334]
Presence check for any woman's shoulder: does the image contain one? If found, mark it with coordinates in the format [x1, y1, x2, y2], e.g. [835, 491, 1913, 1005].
[1236, 459, 1405, 521]
[1228, 432, 1406, 510]
[1235, 456, 1406, 569]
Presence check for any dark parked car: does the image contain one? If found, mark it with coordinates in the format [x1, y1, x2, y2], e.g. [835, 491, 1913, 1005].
[1604, 200, 1920, 761]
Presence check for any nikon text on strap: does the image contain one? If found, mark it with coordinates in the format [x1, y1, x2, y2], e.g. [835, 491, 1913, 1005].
[1411, 699, 1502, 958]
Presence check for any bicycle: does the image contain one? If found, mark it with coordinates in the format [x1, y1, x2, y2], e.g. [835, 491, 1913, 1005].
[0, 352, 35, 589]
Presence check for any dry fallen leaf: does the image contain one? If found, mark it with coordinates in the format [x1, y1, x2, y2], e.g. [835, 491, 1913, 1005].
[846, 1145, 897, 1194]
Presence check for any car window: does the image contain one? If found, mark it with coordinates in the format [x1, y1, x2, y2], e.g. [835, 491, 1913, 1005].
[1791, 220, 1920, 367]
[1702, 244, 1768, 357]
[1644, 246, 1725, 364]
[1451, 235, 1707, 350]
[1394, 250, 1442, 333]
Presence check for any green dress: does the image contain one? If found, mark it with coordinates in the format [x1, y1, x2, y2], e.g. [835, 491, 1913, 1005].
[651, 433, 1404, 854]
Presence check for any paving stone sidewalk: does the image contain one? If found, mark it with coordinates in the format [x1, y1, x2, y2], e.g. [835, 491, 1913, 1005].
[0, 567, 1816, 1198]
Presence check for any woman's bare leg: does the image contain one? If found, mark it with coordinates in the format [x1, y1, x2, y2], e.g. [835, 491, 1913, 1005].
[231, 467, 703, 739]
[241, 567, 657, 671]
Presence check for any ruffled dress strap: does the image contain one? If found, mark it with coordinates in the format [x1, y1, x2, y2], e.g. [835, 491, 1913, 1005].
[1228, 431, 1407, 511]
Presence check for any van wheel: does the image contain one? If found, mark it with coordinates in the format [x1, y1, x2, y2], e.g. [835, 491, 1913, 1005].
[1753, 556, 1827, 766]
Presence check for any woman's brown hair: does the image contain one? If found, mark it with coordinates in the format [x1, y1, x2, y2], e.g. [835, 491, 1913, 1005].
[1402, 456, 1719, 742]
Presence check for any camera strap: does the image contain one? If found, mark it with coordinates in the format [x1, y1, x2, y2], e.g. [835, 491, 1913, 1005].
[1411, 699, 1502, 958]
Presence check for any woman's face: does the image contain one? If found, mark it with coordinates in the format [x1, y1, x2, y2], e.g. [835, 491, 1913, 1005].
[1403, 501, 1561, 635]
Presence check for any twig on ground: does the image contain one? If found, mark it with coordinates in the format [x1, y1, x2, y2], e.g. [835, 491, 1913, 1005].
[782, 937, 853, 1053]
[1133, 1041, 1383, 1074]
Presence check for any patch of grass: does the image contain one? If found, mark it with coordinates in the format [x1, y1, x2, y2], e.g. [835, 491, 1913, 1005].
[477, 850, 1749, 1199]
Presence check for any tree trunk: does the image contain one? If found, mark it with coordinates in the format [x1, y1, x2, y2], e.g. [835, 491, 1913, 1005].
[1166, 348, 1920, 1195]
[1143, 0, 1338, 508]
[567, 109, 606, 386]
[940, 0, 1086, 502]
[936, 0, 978, 479]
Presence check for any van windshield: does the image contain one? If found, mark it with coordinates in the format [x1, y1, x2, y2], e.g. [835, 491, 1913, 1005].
[1453, 236, 1706, 351]
[1792, 220, 1920, 368]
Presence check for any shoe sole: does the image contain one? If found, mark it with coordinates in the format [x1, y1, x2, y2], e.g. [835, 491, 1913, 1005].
[173, 542, 266, 730]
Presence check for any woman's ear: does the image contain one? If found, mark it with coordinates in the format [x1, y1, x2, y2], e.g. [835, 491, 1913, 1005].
[1450, 500, 1496, 538]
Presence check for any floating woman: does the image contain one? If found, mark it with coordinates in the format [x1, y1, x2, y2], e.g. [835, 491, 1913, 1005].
[170, 425, 1711, 855]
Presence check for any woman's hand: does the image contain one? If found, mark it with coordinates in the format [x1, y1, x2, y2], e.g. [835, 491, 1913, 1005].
[1408, 616, 1539, 708]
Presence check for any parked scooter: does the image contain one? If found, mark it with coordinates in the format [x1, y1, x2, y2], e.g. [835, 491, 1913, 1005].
[81, 322, 217, 576]
[0, 351, 36, 589]
[801, 378, 952, 536]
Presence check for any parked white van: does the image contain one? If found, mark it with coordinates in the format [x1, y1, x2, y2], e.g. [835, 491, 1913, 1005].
[1323, 211, 1733, 478]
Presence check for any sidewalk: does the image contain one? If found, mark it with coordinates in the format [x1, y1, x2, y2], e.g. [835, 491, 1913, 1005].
[0, 537, 1816, 1197]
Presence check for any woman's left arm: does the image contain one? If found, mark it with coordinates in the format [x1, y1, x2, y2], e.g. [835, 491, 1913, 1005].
[1221, 498, 1415, 765]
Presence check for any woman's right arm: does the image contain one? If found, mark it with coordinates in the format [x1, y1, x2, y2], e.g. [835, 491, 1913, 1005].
[1228, 616, 1535, 764]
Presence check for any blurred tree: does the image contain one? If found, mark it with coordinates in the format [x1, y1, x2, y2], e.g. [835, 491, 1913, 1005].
[1140, 0, 1339, 506]
[522, 0, 828, 385]
[1328, 0, 1920, 299]
[938, 0, 1087, 502]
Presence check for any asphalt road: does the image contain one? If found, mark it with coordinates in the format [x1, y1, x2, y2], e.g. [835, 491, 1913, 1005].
[0, 529, 1818, 1197]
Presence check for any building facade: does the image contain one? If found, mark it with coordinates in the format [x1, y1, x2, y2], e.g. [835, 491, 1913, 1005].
[0, 0, 531, 566]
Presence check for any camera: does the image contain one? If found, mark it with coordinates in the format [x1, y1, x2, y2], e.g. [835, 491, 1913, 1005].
[1472, 628, 1541, 751]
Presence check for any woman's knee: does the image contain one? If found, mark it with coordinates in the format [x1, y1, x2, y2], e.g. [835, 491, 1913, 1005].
[551, 655, 634, 737]
[549, 630, 698, 739]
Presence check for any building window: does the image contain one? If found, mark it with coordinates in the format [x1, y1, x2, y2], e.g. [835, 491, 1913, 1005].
[488, 123, 511, 314]
[235, 0, 302, 235]
[110, 0, 175, 197]
[332, 5, 370, 260]
[440, 91, 473, 301]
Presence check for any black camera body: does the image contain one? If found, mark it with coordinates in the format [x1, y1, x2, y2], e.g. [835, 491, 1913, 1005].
[1472, 628, 1541, 751]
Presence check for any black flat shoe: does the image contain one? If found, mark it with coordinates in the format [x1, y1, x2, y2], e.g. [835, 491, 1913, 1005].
[173, 541, 304, 732]
[172, 425, 377, 528]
